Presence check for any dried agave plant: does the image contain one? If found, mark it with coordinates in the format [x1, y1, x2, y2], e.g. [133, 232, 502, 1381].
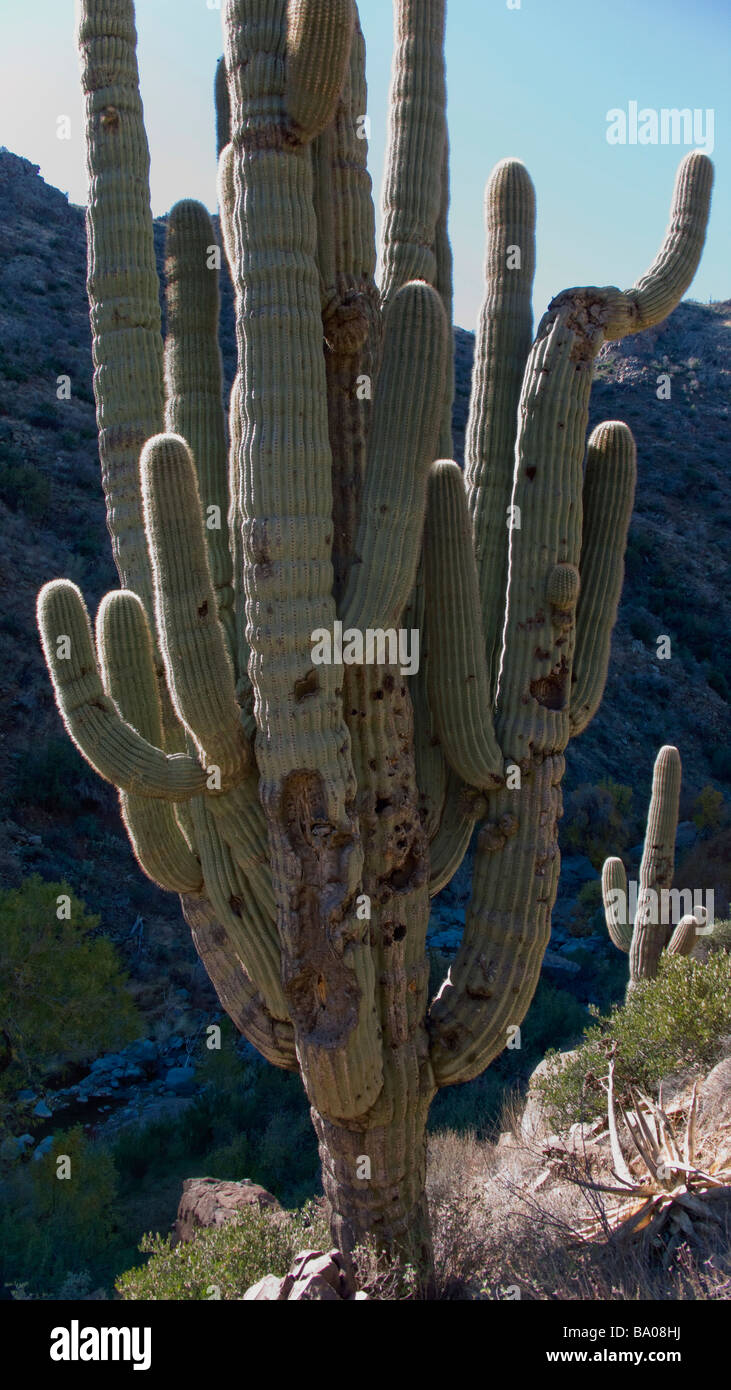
[575, 1057, 731, 1265]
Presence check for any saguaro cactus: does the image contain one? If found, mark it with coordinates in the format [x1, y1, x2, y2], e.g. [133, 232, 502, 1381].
[37, 0, 713, 1269]
[602, 746, 709, 991]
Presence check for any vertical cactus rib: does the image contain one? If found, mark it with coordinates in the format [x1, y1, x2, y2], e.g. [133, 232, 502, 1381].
[422, 461, 503, 789]
[570, 422, 636, 736]
[96, 591, 204, 892]
[37, 580, 206, 799]
[435, 133, 455, 458]
[140, 433, 250, 788]
[76, 0, 164, 613]
[214, 55, 231, 157]
[380, 0, 447, 301]
[629, 745, 682, 983]
[164, 200, 235, 660]
[465, 159, 536, 697]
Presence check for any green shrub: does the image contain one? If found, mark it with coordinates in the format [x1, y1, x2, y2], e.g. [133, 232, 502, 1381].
[116, 1200, 329, 1300]
[536, 951, 731, 1131]
[11, 735, 101, 813]
[0, 461, 50, 519]
[692, 784, 725, 836]
[0, 1126, 120, 1297]
[568, 878, 603, 937]
[0, 876, 141, 1094]
[561, 779, 636, 868]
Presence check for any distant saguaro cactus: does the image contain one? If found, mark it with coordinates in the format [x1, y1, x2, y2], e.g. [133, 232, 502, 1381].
[37, 0, 713, 1272]
[602, 746, 709, 992]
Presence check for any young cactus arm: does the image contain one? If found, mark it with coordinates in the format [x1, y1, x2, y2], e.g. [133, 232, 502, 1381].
[428, 753, 563, 1086]
[164, 200, 235, 661]
[435, 133, 455, 458]
[181, 893, 297, 1070]
[339, 281, 448, 634]
[76, 0, 164, 613]
[214, 55, 230, 157]
[96, 590, 204, 894]
[602, 855, 632, 952]
[140, 433, 251, 790]
[422, 461, 503, 790]
[570, 422, 637, 736]
[37, 580, 206, 800]
[667, 909, 707, 957]
[380, 0, 447, 301]
[630, 745, 682, 982]
[465, 159, 536, 696]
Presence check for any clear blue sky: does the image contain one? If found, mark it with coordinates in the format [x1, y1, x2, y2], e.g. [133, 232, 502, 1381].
[1, 0, 727, 327]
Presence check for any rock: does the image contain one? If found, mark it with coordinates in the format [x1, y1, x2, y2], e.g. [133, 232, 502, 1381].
[675, 820, 698, 851]
[17, 1089, 36, 1102]
[33, 1099, 52, 1118]
[541, 949, 580, 975]
[697, 1057, 731, 1128]
[521, 1051, 578, 1142]
[164, 1066, 196, 1095]
[32, 1135, 54, 1161]
[242, 1249, 361, 1301]
[171, 1177, 282, 1245]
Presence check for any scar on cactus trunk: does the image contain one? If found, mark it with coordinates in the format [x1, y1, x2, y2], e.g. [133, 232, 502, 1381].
[36, 0, 713, 1278]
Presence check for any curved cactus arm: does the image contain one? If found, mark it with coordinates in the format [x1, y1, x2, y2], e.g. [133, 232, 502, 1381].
[96, 591, 204, 893]
[570, 422, 637, 736]
[465, 159, 536, 697]
[181, 893, 297, 1070]
[405, 566, 448, 843]
[603, 152, 714, 341]
[667, 910, 706, 958]
[380, 0, 447, 301]
[428, 753, 563, 1086]
[37, 580, 206, 800]
[427, 774, 478, 897]
[339, 281, 448, 634]
[76, 0, 164, 614]
[422, 461, 503, 789]
[164, 200, 235, 661]
[602, 855, 632, 952]
[630, 745, 682, 982]
[140, 434, 251, 789]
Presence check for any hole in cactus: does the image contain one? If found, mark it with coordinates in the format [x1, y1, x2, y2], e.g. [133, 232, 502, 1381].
[294, 670, 319, 702]
[197, 600, 208, 619]
[375, 798, 391, 814]
[530, 657, 569, 710]
[393, 924, 406, 942]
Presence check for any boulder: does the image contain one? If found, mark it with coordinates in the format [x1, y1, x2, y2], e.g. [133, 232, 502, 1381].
[241, 1249, 363, 1301]
[171, 1176, 281, 1245]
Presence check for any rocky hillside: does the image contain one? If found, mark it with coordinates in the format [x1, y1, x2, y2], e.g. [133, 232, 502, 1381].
[0, 146, 728, 958]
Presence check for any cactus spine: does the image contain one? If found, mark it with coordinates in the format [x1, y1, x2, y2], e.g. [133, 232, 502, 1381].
[602, 746, 709, 991]
[37, 0, 713, 1267]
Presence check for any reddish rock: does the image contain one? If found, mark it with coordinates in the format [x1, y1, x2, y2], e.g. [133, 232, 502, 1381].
[171, 1176, 281, 1245]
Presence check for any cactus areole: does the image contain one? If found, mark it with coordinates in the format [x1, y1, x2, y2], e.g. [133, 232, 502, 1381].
[37, 0, 713, 1273]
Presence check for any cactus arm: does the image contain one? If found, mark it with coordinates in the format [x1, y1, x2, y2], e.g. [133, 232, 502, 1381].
[604, 152, 714, 341]
[140, 434, 251, 789]
[339, 281, 448, 634]
[428, 753, 563, 1086]
[181, 893, 297, 1069]
[422, 461, 503, 789]
[602, 855, 632, 952]
[214, 55, 230, 157]
[286, 0, 355, 143]
[629, 745, 682, 982]
[570, 422, 637, 736]
[667, 910, 706, 957]
[380, 0, 447, 300]
[435, 132, 455, 458]
[465, 159, 536, 696]
[95, 591, 204, 893]
[164, 200, 235, 661]
[37, 580, 206, 800]
[76, 0, 164, 613]
[427, 774, 478, 896]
